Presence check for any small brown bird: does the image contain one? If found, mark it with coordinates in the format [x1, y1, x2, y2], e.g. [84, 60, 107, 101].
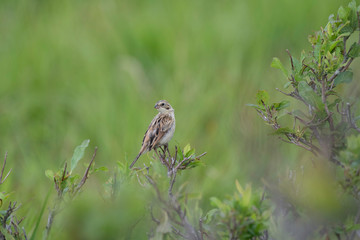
[130, 100, 176, 168]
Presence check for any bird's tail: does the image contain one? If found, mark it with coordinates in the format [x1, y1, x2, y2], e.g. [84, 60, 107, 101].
[129, 152, 142, 169]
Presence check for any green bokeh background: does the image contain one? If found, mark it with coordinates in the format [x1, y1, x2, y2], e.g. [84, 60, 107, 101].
[0, 0, 359, 239]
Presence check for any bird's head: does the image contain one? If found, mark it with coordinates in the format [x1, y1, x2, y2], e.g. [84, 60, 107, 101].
[154, 100, 173, 113]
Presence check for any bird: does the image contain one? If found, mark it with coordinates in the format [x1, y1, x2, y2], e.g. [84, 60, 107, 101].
[130, 100, 176, 168]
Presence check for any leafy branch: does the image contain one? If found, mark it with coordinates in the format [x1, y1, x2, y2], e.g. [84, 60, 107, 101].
[250, 0, 360, 168]
[133, 145, 207, 240]
[43, 140, 98, 240]
[0, 153, 27, 240]
[250, 1, 360, 239]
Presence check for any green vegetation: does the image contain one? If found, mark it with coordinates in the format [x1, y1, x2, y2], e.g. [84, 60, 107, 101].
[250, 0, 360, 239]
[0, 0, 359, 239]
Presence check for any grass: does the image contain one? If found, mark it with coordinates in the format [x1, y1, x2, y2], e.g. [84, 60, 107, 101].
[0, 0, 358, 239]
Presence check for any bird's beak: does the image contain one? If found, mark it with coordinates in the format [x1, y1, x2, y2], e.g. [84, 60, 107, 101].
[154, 104, 159, 109]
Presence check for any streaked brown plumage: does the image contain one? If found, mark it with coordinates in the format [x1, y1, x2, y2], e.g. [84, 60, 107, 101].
[130, 100, 175, 168]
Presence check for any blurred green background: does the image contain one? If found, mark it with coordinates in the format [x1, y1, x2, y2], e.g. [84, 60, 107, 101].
[0, 0, 359, 239]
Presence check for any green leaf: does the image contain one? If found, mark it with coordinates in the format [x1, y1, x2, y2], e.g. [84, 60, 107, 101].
[292, 57, 302, 73]
[308, 34, 318, 45]
[346, 224, 360, 232]
[329, 40, 341, 52]
[70, 139, 90, 173]
[235, 180, 244, 195]
[69, 175, 80, 185]
[339, 24, 355, 35]
[326, 22, 334, 38]
[183, 144, 191, 156]
[256, 90, 269, 105]
[283, 81, 292, 89]
[298, 81, 323, 109]
[204, 209, 218, 224]
[210, 197, 226, 210]
[187, 160, 203, 169]
[94, 166, 109, 172]
[314, 42, 321, 60]
[337, 6, 348, 21]
[239, 184, 252, 207]
[334, 71, 353, 85]
[337, 32, 351, 39]
[45, 170, 54, 180]
[347, 1, 358, 32]
[348, 0, 357, 11]
[246, 104, 264, 111]
[185, 148, 195, 158]
[177, 146, 184, 161]
[273, 100, 290, 111]
[348, 42, 360, 58]
[270, 127, 295, 135]
[271, 57, 288, 77]
[0, 192, 4, 207]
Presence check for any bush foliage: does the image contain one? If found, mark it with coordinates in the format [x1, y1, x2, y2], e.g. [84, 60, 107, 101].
[0, 1, 359, 240]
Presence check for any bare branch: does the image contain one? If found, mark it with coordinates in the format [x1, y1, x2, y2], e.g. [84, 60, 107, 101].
[61, 162, 67, 182]
[0, 152, 7, 182]
[171, 224, 189, 239]
[286, 49, 295, 71]
[1, 202, 21, 228]
[149, 206, 160, 225]
[346, 103, 360, 133]
[143, 145, 205, 239]
[0, 152, 11, 184]
[276, 88, 309, 106]
[74, 147, 98, 194]
[303, 63, 317, 76]
[23, 227, 28, 240]
[145, 175, 166, 205]
[195, 152, 207, 159]
[199, 218, 204, 240]
[321, 78, 335, 131]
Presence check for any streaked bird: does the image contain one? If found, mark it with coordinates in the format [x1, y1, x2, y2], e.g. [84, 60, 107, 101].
[130, 100, 175, 168]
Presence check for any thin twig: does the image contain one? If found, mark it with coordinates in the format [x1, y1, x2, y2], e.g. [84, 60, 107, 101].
[74, 147, 98, 194]
[145, 175, 166, 204]
[61, 162, 67, 182]
[171, 225, 189, 239]
[0, 152, 7, 182]
[22, 227, 28, 240]
[2, 202, 19, 228]
[199, 218, 204, 240]
[303, 63, 317, 76]
[150, 206, 160, 225]
[195, 152, 207, 159]
[135, 172, 146, 187]
[169, 174, 176, 198]
[144, 145, 205, 240]
[347, 103, 360, 133]
[0, 152, 11, 184]
[286, 49, 294, 70]
[321, 78, 335, 131]
[276, 88, 308, 106]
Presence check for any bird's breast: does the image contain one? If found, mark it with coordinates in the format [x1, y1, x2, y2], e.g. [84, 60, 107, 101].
[159, 123, 175, 145]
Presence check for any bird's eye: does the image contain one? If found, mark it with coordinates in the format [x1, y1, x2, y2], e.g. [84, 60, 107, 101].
[161, 103, 165, 106]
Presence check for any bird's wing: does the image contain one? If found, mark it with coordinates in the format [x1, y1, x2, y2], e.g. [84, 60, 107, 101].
[140, 114, 174, 152]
